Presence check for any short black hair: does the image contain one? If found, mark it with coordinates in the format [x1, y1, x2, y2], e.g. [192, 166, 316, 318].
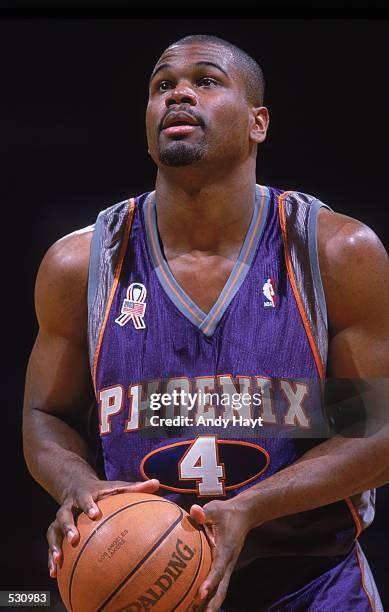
[168, 34, 265, 106]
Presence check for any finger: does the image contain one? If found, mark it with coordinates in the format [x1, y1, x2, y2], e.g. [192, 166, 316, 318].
[190, 504, 218, 550]
[47, 522, 63, 578]
[128, 479, 160, 493]
[192, 501, 222, 531]
[48, 546, 57, 578]
[190, 504, 206, 525]
[190, 505, 216, 550]
[190, 504, 216, 548]
[98, 479, 160, 499]
[47, 522, 64, 561]
[76, 493, 102, 520]
[201, 500, 222, 523]
[48, 554, 56, 579]
[205, 571, 232, 612]
[56, 505, 80, 545]
[203, 523, 216, 549]
[48, 548, 62, 579]
[198, 565, 223, 600]
[198, 547, 233, 600]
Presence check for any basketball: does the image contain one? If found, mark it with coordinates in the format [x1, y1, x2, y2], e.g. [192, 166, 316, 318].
[57, 492, 212, 612]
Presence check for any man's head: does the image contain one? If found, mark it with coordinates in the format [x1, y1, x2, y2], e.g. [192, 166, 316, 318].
[173, 35, 266, 106]
[146, 35, 269, 170]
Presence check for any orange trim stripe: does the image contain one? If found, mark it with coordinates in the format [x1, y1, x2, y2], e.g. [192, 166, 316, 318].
[278, 192, 325, 381]
[93, 199, 135, 391]
[279, 192, 365, 544]
[356, 545, 375, 611]
[147, 195, 202, 323]
[344, 497, 362, 538]
[202, 186, 266, 334]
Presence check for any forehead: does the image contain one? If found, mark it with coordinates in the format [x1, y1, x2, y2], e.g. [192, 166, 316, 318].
[152, 42, 243, 81]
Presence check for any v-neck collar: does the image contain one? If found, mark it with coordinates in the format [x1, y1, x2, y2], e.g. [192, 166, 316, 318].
[143, 184, 270, 337]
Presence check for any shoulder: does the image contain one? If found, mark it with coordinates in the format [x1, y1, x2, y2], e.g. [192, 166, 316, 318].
[317, 207, 388, 278]
[35, 226, 94, 342]
[37, 225, 93, 294]
[317, 208, 389, 333]
[317, 207, 384, 250]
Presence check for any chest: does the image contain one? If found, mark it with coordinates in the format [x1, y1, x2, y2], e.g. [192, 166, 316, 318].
[167, 252, 236, 314]
[94, 190, 323, 405]
[100, 225, 317, 385]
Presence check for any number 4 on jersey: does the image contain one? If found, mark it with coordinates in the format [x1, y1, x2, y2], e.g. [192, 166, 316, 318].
[179, 435, 225, 496]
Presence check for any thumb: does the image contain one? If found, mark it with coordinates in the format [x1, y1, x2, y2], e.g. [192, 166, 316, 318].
[191, 500, 221, 525]
[131, 479, 160, 493]
[190, 504, 206, 525]
[191, 503, 219, 550]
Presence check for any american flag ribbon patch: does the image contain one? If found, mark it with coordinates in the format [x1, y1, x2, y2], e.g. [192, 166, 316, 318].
[115, 283, 147, 329]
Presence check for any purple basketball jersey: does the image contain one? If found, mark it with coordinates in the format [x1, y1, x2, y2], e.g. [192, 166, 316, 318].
[89, 186, 362, 560]
[86, 184, 382, 609]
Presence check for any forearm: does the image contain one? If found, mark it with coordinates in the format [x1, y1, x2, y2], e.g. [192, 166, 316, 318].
[236, 434, 389, 531]
[23, 408, 99, 504]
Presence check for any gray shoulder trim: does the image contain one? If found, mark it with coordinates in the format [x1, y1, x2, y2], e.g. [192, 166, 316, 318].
[87, 199, 132, 375]
[281, 190, 330, 374]
[307, 198, 332, 331]
[87, 212, 104, 313]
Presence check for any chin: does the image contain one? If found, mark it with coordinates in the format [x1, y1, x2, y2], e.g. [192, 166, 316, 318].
[159, 141, 205, 167]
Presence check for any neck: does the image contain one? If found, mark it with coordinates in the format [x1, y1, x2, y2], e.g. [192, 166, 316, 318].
[154, 161, 257, 257]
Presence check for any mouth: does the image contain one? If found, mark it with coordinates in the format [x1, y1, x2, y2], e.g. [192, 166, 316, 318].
[163, 124, 198, 137]
[161, 111, 203, 138]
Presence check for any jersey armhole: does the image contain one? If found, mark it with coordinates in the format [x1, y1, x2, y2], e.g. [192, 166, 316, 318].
[308, 199, 332, 332]
[87, 209, 106, 315]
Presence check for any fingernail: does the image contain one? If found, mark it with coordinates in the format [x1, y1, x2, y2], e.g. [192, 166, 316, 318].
[200, 589, 208, 600]
[53, 551, 59, 562]
[88, 508, 97, 517]
[67, 530, 75, 542]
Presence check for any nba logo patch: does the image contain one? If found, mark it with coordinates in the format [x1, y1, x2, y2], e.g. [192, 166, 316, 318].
[115, 283, 147, 329]
[263, 277, 276, 308]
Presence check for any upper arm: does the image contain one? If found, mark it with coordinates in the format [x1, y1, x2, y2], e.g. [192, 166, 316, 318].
[24, 227, 95, 424]
[318, 209, 389, 378]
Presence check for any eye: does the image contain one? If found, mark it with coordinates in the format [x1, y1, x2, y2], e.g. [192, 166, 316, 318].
[197, 77, 218, 87]
[158, 80, 174, 92]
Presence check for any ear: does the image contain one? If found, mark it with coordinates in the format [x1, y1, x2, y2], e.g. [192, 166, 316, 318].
[249, 106, 269, 144]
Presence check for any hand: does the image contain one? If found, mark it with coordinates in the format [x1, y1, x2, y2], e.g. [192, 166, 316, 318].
[190, 499, 250, 612]
[47, 477, 159, 577]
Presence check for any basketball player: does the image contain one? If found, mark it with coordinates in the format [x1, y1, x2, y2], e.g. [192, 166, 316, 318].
[23, 35, 389, 611]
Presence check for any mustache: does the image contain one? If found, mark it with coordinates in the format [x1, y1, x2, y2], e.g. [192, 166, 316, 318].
[158, 107, 206, 133]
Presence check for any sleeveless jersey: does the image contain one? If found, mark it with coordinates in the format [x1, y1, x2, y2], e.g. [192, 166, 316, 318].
[87, 185, 375, 563]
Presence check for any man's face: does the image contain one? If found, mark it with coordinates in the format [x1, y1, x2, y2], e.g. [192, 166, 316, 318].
[146, 42, 257, 169]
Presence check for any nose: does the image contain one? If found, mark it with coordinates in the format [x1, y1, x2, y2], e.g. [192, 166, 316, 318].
[166, 82, 197, 107]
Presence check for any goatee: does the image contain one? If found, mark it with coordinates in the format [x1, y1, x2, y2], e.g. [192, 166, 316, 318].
[159, 142, 205, 167]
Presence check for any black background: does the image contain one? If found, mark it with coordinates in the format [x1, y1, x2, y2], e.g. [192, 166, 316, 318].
[2, 17, 389, 610]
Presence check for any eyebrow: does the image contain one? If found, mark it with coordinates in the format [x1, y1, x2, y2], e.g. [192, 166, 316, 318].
[150, 60, 229, 83]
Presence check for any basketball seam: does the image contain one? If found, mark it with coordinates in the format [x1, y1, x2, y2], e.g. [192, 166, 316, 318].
[67, 498, 178, 612]
[97, 507, 185, 611]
